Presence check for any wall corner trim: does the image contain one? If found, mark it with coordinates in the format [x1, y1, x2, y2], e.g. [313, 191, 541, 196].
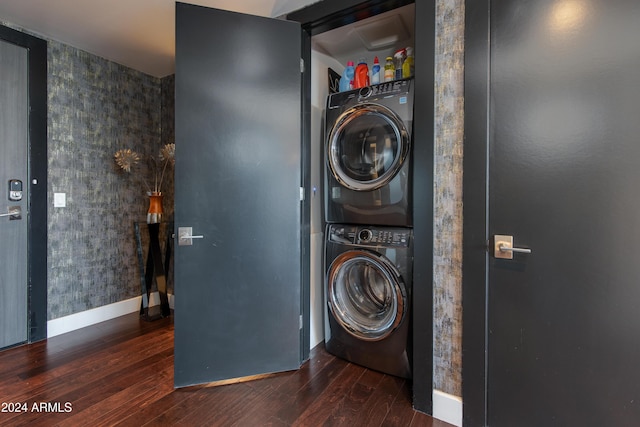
[47, 293, 175, 338]
[433, 389, 463, 427]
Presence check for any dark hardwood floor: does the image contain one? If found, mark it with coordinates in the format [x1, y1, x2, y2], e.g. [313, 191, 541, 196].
[0, 313, 453, 427]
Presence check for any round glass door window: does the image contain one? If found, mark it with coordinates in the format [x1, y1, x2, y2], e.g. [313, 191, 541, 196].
[327, 250, 406, 341]
[327, 104, 409, 191]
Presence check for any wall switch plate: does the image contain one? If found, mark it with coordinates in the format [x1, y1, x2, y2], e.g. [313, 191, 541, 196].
[54, 192, 66, 207]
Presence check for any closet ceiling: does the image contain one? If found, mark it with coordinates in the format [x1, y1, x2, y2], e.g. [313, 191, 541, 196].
[312, 3, 414, 67]
[0, 0, 320, 77]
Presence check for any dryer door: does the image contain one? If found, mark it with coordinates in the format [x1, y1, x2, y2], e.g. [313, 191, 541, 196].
[327, 104, 410, 191]
[327, 249, 407, 341]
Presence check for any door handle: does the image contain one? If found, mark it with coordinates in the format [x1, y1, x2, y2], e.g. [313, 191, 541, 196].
[178, 226, 204, 246]
[494, 235, 531, 259]
[0, 206, 21, 219]
[498, 245, 532, 254]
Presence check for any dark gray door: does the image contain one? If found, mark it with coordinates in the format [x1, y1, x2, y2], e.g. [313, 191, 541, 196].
[486, 0, 640, 425]
[0, 39, 28, 349]
[174, 4, 302, 387]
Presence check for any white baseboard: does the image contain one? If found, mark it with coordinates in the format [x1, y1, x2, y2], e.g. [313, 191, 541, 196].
[433, 389, 463, 427]
[47, 293, 175, 338]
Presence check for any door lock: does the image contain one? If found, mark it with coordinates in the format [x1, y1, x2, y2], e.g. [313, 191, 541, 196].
[494, 235, 532, 259]
[9, 179, 23, 201]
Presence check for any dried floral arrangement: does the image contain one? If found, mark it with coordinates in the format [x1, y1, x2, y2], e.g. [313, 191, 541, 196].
[114, 143, 175, 194]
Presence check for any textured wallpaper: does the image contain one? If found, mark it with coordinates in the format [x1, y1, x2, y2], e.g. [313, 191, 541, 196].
[161, 74, 176, 294]
[47, 40, 175, 319]
[433, 0, 465, 396]
[161, 74, 176, 217]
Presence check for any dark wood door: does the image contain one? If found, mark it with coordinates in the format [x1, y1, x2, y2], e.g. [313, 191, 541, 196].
[465, 0, 640, 425]
[174, 3, 303, 388]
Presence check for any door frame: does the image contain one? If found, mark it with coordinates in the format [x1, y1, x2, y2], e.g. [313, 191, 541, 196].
[287, 0, 434, 413]
[0, 25, 48, 344]
[461, 0, 493, 424]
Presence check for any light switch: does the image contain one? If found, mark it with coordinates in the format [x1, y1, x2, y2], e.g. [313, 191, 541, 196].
[54, 192, 66, 207]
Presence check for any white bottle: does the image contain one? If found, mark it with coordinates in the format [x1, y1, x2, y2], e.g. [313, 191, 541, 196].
[371, 56, 380, 84]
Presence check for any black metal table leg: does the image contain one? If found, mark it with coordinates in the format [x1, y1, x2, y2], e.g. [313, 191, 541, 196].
[134, 222, 149, 316]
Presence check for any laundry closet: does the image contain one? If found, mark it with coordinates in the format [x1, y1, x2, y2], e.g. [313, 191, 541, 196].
[306, 2, 416, 349]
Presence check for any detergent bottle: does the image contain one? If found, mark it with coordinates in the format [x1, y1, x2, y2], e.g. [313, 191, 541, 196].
[393, 48, 406, 80]
[383, 56, 394, 82]
[371, 56, 381, 84]
[353, 59, 370, 89]
[402, 47, 414, 78]
[339, 61, 355, 92]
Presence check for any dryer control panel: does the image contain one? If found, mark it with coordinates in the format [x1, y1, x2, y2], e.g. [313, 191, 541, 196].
[328, 224, 410, 247]
[359, 78, 411, 100]
[327, 78, 413, 109]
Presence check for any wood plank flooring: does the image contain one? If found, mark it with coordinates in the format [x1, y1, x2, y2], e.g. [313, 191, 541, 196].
[0, 313, 453, 427]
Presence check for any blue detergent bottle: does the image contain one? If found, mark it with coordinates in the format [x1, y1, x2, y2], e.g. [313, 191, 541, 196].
[339, 61, 355, 92]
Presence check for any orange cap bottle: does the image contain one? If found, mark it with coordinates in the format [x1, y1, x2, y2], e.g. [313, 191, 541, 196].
[353, 59, 370, 89]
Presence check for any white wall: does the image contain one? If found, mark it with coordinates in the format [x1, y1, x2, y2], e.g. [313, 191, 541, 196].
[309, 49, 343, 349]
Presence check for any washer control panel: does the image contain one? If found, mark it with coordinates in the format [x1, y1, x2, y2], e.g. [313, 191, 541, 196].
[328, 224, 410, 247]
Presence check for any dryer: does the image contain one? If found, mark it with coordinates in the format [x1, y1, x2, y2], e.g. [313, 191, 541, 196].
[324, 223, 412, 378]
[325, 78, 414, 227]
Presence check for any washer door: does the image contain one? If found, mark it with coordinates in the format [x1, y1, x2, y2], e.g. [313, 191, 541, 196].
[327, 250, 406, 341]
[327, 103, 410, 191]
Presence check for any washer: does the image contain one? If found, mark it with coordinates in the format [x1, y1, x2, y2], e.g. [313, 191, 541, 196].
[325, 78, 414, 227]
[324, 223, 412, 378]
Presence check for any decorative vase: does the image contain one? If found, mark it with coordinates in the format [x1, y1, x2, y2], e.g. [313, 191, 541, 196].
[147, 191, 163, 224]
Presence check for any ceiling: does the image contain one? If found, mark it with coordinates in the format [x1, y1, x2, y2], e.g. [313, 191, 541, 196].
[0, 0, 319, 77]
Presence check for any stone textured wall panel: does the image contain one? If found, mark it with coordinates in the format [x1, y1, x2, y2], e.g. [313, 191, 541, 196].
[433, 0, 465, 396]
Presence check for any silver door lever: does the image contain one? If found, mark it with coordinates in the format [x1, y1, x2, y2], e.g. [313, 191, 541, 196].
[494, 235, 531, 259]
[0, 207, 21, 218]
[178, 227, 204, 246]
[498, 244, 531, 254]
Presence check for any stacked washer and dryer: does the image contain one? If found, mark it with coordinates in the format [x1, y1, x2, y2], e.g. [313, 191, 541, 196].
[323, 78, 414, 378]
